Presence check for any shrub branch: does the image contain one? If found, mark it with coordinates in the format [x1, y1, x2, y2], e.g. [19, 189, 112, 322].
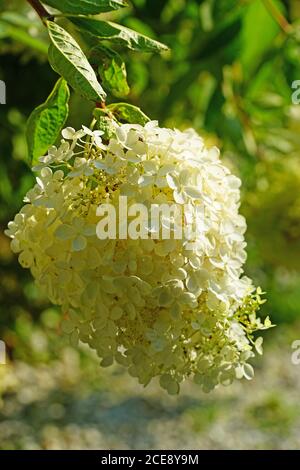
[26, 0, 54, 23]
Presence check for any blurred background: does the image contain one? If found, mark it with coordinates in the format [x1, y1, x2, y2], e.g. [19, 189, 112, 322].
[1, 0, 300, 449]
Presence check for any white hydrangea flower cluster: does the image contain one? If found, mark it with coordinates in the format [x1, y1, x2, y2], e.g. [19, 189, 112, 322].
[6, 121, 270, 394]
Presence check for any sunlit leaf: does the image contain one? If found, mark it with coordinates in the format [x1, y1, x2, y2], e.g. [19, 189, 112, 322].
[69, 17, 169, 53]
[43, 0, 128, 15]
[107, 102, 150, 125]
[90, 45, 129, 97]
[93, 108, 117, 140]
[47, 21, 106, 102]
[26, 78, 70, 165]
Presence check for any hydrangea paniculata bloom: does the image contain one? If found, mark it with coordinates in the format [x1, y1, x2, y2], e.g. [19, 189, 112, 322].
[6, 121, 271, 394]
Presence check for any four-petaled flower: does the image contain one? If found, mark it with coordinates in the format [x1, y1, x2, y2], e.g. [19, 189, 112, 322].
[55, 217, 96, 251]
[166, 169, 203, 204]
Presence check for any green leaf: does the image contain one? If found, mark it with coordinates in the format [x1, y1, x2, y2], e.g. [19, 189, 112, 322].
[47, 20, 106, 102]
[195, 12, 242, 61]
[69, 17, 169, 53]
[0, 19, 48, 54]
[0, 11, 39, 28]
[26, 78, 70, 165]
[43, 0, 128, 14]
[93, 108, 117, 140]
[240, 0, 281, 76]
[107, 102, 150, 125]
[90, 45, 129, 97]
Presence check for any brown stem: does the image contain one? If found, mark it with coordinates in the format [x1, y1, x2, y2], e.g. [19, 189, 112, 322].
[96, 101, 106, 109]
[263, 0, 292, 35]
[26, 0, 54, 23]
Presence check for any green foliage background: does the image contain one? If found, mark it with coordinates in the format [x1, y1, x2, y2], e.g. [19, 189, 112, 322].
[1, 0, 300, 450]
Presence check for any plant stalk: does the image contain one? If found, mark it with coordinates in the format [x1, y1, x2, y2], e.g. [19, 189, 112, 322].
[26, 0, 54, 23]
[263, 0, 292, 35]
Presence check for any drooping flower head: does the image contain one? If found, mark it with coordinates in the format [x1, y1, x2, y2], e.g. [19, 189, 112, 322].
[6, 121, 271, 394]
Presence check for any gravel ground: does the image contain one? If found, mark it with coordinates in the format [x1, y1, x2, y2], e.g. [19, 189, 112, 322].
[0, 324, 300, 450]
